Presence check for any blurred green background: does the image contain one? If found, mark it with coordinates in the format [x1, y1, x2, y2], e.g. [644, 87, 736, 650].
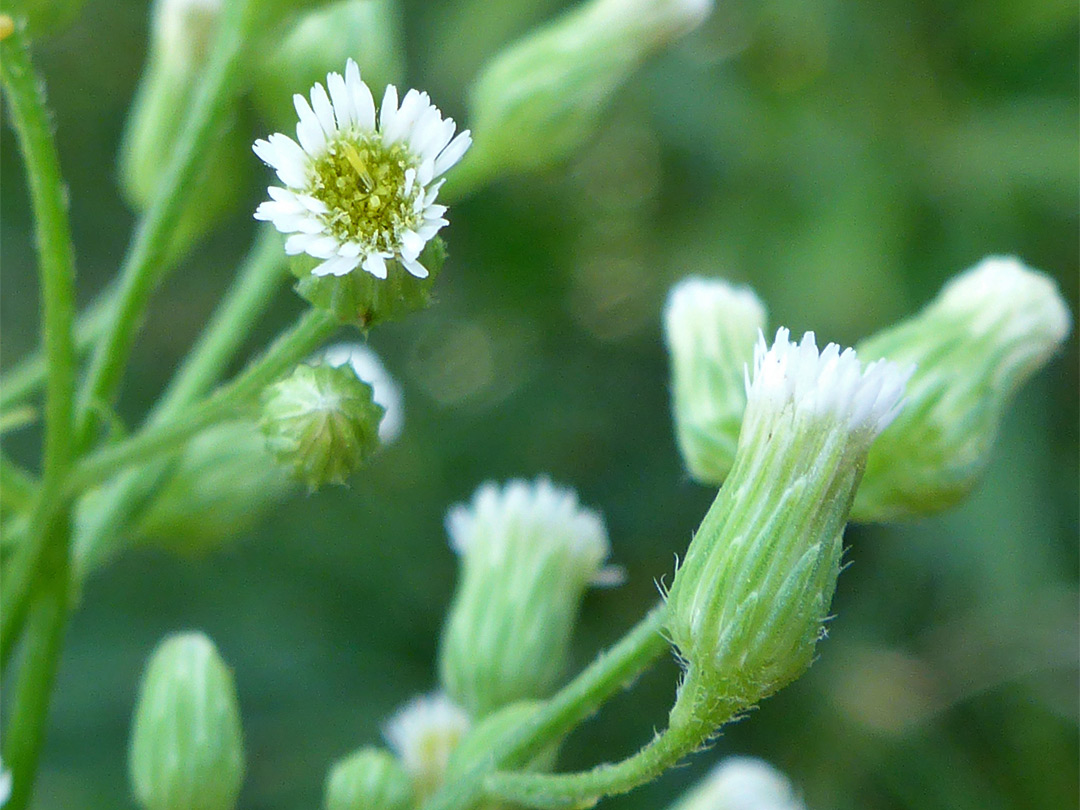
[1, 0, 1077, 808]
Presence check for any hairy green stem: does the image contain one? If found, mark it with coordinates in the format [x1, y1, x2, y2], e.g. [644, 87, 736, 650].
[74, 0, 257, 449]
[421, 604, 671, 810]
[68, 309, 337, 495]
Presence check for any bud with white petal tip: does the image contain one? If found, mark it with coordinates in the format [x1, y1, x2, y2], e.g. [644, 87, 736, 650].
[438, 478, 619, 717]
[852, 255, 1072, 522]
[665, 329, 910, 732]
[321, 343, 404, 444]
[260, 363, 383, 489]
[665, 277, 768, 486]
[462, 0, 712, 187]
[666, 757, 806, 810]
[324, 748, 413, 810]
[129, 633, 245, 810]
[384, 693, 470, 803]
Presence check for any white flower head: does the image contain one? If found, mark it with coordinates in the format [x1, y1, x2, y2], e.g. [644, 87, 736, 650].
[253, 59, 471, 279]
[322, 343, 403, 443]
[747, 328, 912, 441]
[446, 477, 616, 584]
[671, 757, 806, 810]
[384, 693, 469, 786]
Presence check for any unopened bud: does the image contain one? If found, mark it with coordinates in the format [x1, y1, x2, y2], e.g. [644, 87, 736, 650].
[438, 478, 618, 717]
[384, 693, 470, 803]
[665, 329, 910, 731]
[664, 277, 767, 485]
[321, 343, 404, 444]
[463, 0, 712, 185]
[136, 420, 294, 552]
[667, 757, 805, 810]
[252, 0, 404, 134]
[324, 748, 413, 810]
[129, 633, 245, 810]
[260, 363, 383, 489]
[853, 256, 1071, 522]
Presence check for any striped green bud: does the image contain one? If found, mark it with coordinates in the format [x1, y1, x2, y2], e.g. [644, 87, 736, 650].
[324, 748, 413, 810]
[666, 757, 805, 810]
[129, 633, 245, 810]
[665, 329, 910, 731]
[438, 478, 618, 717]
[259, 363, 383, 490]
[665, 277, 768, 486]
[462, 0, 712, 186]
[853, 256, 1071, 522]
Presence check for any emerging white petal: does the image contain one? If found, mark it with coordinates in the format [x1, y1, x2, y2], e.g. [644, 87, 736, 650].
[384, 693, 469, 789]
[670, 757, 806, 810]
[253, 62, 469, 280]
[322, 343, 404, 443]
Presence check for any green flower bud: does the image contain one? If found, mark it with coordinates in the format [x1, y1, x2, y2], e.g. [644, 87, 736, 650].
[664, 277, 768, 486]
[324, 748, 413, 810]
[438, 478, 619, 717]
[384, 693, 470, 803]
[853, 256, 1072, 522]
[252, 0, 404, 134]
[119, 0, 249, 263]
[129, 633, 245, 810]
[463, 0, 712, 185]
[446, 702, 559, 810]
[136, 421, 294, 553]
[665, 329, 910, 732]
[260, 363, 384, 489]
[667, 757, 805, 810]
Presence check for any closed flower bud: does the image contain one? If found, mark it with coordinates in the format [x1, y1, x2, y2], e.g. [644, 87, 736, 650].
[665, 329, 910, 732]
[119, 0, 248, 263]
[667, 757, 805, 810]
[136, 420, 294, 552]
[384, 693, 470, 803]
[463, 0, 712, 186]
[259, 363, 383, 489]
[852, 256, 1072, 522]
[252, 0, 404, 134]
[129, 633, 245, 810]
[324, 748, 413, 810]
[665, 277, 768, 486]
[321, 343, 404, 444]
[438, 478, 618, 717]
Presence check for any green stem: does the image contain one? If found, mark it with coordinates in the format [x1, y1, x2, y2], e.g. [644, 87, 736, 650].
[74, 0, 257, 449]
[1, 527, 72, 810]
[0, 454, 37, 513]
[421, 604, 671, 810]
[68, 309, 337, 495]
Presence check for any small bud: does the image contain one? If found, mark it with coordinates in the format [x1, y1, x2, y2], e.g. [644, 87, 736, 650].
[252, 0, 405, 134]
[665, 329, 910, 732]
[384, 693, 470, 803]
[321, 344, 404, 444]
[464, 0, 712, 185]
[119, 0, 248, 263]
[853, 256, 1072, 522]
[438, 478, 618, 717]
[664, 277, 768, 486]
[136, 421, 295, 552]
[259, 363, 383, 489]
[324, 748, 413, 810]
[129, 633, 245, 810]
[667, 757, 805, 810]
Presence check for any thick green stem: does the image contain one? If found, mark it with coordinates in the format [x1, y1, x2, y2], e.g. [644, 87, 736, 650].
[74, 0, 257, 449]
[68, 309, 337, 495]
[421, 604, 671, 810]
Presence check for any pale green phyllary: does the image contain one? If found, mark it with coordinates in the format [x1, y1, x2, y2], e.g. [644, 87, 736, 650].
[324, 748, 414, 810]
[664, 277, 768, 485]
[129, 633, 245, 810]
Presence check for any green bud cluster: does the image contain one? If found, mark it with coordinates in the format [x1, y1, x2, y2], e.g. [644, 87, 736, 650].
[260, 363, 384, 489]
[853, 256, 1071, 522]
[324, 748, 413, 810]
[438, 478, 616, 717]
[664, 277, 767, 486]
[128, 633, 245, 810]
